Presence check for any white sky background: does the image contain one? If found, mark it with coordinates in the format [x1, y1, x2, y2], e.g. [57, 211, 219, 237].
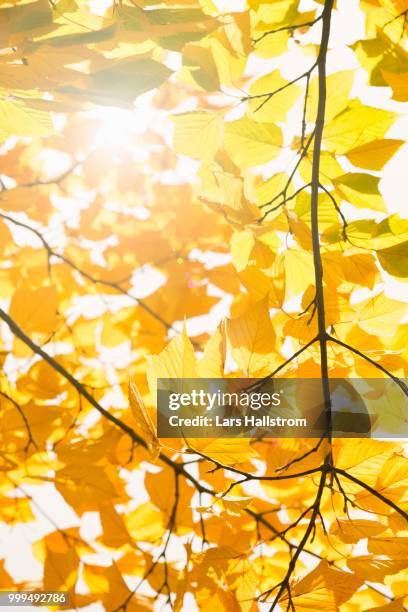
[1, 0, 407, 610]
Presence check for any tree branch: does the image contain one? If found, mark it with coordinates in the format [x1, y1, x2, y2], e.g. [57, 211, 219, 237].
[0, 212, 174, 332]
[318, 182, 348, 240]
[327, 335, 408, 396]
[242, 65, 318, 113]
[334, 467, 408, 522]
[264, 465, 329, 608]
[244, 335, 319, 393]
[309, 0, 334, 438]
[253, 15, 323, 44]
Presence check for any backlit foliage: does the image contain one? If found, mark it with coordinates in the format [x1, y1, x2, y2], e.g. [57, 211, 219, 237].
[0, 0, 407, 610]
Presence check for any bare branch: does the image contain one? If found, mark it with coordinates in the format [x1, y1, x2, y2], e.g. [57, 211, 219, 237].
[327, 335, 408, 396]
[245, 335, 319, 393]
[0, 212, 175, 332]
[264, 465, 329, 608]
[318, 182, 347, 240]
[334, 467, 408, 522]
[309, 0, 335, 441]
[0, 389, 38, 452]
[258, 131, 315, 222]
[253, 15, 323, 44]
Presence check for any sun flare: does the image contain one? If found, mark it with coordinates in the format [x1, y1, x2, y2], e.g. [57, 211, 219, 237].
[91, 95, 160, 150]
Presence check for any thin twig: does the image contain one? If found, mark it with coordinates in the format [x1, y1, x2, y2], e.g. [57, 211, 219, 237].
[328, 335, 408, 396]
[253, 15, 323, 44]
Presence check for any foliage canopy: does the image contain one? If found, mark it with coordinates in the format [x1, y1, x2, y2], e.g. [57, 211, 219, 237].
[0, 0, 407, 610]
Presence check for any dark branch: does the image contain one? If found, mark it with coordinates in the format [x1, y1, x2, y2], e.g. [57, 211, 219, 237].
[318, 182, 347, 240]
[334, 467, 408, 522]
[327, 335, 408, 396]
[0, 212, 174, 332]
[309, 0, 334, 440]
[253, 15, 323, 44]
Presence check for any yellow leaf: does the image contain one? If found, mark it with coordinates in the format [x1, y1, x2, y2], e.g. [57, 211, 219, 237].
[330, 519, 386, 544]
[323, 252, 378, 289]
[44, 532, 79, 591]
[229, 556, 259, 612]
[187, 437, 259, 465]
[239, 265, 276, 302]
[281, 560, 362, 611]
[61, 58, 173, 107]
[103, 564, 152, 611]
[147, 327, 197, 397]
[224, 116, 282, 168]
[382, 70, 408, 102]
[17, 360, 65, 400]
[0, 560, 14, 589]
[377, 453, 408, 490]
[9, 285, 58, 336]
[230, 229, 255, 272]
[218, 495, 252, 515]
[172, 111, 223, 160]
[368, 537, 408, 559]
[226, 296, 276, 375]
[197, 324, 226, 377]
[54, 464, 121, 513]
[0, 220, 12, 254]
[99, 503, 131, 549]
[255, 171, 289, 206]
[367, 598, 408, 611]
[248, 70, 301, 122]
[283, 249, 314, 299]
[333, 439, 396, 485]
[347, 556, 407, 582]
[144, 467, 193, 530]
[355, 293, 407, 336]
[125, 502, 164, 542]
[337, 215, 408, 250]
[129, 381, 161, 459]
[345, 139, 404, 170]
[324, 101, 395, 154]
[182, 42, 220, 91]
[0, 497, 34, 524]
[307, 70, 356, 124]
[0, 99, 54, 141]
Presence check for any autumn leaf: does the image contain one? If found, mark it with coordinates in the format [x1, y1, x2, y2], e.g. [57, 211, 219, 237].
[345, 139, 404, 170]
[281, 561, 363, 610]
[172, 111, 223, 160]
[226, 296, 276, 375]
[186, 437, 259, 466]
[129, 381, 161, 459]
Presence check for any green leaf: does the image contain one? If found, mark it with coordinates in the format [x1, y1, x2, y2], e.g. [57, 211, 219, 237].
[333, 173, 386, 212]
[324, 215, 408, 249]
[182, 43, 220, 91]
[58, 58, 172, 107]
[377, 242, 408, 280]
